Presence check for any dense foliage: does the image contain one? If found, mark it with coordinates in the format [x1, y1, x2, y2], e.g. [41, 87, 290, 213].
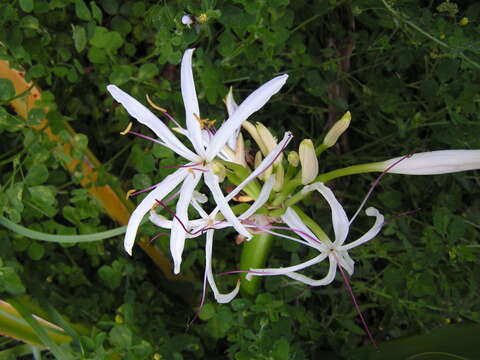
[0, 0, 479, 359]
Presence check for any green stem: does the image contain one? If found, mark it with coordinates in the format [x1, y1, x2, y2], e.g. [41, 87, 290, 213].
[0, 215, 142, 243]
[239, 232, 273, 297]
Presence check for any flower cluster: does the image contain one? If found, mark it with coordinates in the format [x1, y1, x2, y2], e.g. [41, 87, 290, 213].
[108, 49, 480, 305]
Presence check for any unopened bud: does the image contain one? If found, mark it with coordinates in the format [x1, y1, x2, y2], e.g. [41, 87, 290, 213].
[255, 123, 277, 154]
[274, 163, 284, 191]
[197, 13, 208, 24]
[323, 111, 351, 148]
[211, 161, 226, 182]
[223, 87, 238, 116]
[299, 139, 318, 185]
[243, 121, 268, 155]
[234, 133, 247, 167]
[255, 151, 272, 181]
[288, 151, 299, 167]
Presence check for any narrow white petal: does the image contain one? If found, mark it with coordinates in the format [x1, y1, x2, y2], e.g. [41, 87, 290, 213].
[181, 49, 206, 157]
[286, 255, 338, 286]
[224, 132, 293, 203]
[206, 74, 289, 160]
[240, 176, 275, 220]
[149, 211, 173, 229]
[170, 171, 202, 274]
[107, 85, 199, 161]
[124, 168, 188, 255]
[246, 253, 328, 280]
[204, 171, 251, 238]
[281, 207, 329, 250]
[382, 150, 480, 175]
[225, 87, 240, 150]
[335, 251, 355, 275]
[339, 207, 384, 251]
[205, 230, 240, 303]
[302, 182, 349, 246]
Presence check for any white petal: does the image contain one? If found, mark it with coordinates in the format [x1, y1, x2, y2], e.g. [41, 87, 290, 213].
[224, 87, 240, 150]
[181, 49, 206, 157]
[170, 171, 202, 274]
[224, 132, 293, 203]
[339, 207, 384, 251]
[239, 176, 275, 220]
[149, 211, 173, 229]
[281, 207, 328, 250]
[205, 230, 240, 303]
[204, 171, 251, 238]
[335, 250, 355, 275]
[382, 150, 480, 175]
[302, 182, 349, 246]
[107, 85, 199, 162]
[286, 255, 338, 286]
[206, 74, 289, 160]
[124, 168, 188, 255]
[246, 253, 328, 279]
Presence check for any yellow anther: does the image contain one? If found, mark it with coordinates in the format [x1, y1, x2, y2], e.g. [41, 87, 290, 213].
[197, 13, 208, 24]
[146, 94, 167, 112]
[194, 113, 216, 129]
[120, 122, 133, 135]
[126, 189, 136, 200]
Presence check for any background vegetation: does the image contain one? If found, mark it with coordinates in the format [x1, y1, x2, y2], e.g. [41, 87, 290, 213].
[0, 0, 479, 358]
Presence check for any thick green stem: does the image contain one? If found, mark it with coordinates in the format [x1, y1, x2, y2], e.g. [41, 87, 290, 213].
[239, 232, 273, 297]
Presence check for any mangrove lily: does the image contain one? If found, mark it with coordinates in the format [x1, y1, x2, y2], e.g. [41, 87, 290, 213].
[378, 150, 480, 175]
[108, 48, 288, 274]
[247, 182, 384, 286]
[299, 139, 318, 185]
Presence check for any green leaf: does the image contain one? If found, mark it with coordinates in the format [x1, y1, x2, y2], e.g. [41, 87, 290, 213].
[272, 338, 290, 360]
[90, 1, 103, 23]
[90, 26, 123, 51]
[75, 0, 91, 21]
[199, 303, 216, 321]
[109, 65, 133, 85]
[132, 173, 151, 189]
[19, 0, 34, 13]
[26, 108, 45, 126]
[87, 47, 107, 64]
[109, 325, 132, 349]
[138, 63, 159, 80]
[27, 242, 45, 260]
[25, 165, 49, 186]
[72, 25, 87, 53]
[152, 143, 174, 159]
[0, 78, 15, 102]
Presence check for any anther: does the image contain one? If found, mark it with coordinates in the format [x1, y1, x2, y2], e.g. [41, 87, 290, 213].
[146, 94, 167, 112]
[126, 189, 136, 199]
[120, 122, 133, 135]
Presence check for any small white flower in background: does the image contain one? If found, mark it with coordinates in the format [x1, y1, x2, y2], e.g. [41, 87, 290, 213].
[377, 150, 480, 175]
[182, 15, 194, 26]
[246, 182, 384, 286]
[107, 49, 289, 274]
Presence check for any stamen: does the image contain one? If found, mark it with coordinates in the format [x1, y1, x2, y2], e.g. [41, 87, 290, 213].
[120, 122, 133, 135]
[349, 153, 413, 225]
[336, 257, 378, 349]
[126, 189, 136, 200]
[155, 199, 192, 234]
[146, 94, 167, 112]
[149, 232, 169, 244]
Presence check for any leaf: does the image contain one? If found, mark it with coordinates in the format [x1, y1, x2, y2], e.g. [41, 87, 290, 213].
[108, 325, 132, 349]
[72, 25, 87, 53]
[26, 108, 45, 126]
[90, 1, 103, 23]
[75, 0, 91, 21]
[19, 0, 34, 13]
[199, 303, 216, 321]
[27, 242, 45, 260]
[138, 63, 159, 80]
[25, 165, 49, 186]
[0, 78, 15, 102]
[90, 26, 123, 51]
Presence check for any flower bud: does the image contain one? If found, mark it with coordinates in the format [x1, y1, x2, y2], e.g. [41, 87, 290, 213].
[323, 111, 351, 148]
[288, 151, 299, 167]
[274, 163, 284, 191]
[299, 139, 318, 185]
[256, 122, 283, 164]
[223, 87, 238, 117]
[243, 121, 268, 155]
[255, 151, 272, 181]
[211, 161, 226, 182]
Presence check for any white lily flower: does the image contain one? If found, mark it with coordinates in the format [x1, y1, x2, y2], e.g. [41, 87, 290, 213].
[149, 175, 277, 303]
[247, 182, 384, 286]
[377, 150, 480, 175]
[107, 49, 288, 274]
